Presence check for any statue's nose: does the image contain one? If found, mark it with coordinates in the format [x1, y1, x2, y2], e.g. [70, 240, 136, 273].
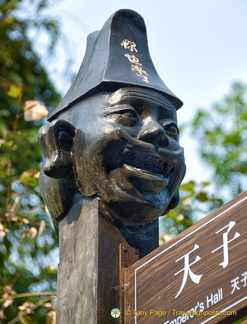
[137, 118, 169, 148]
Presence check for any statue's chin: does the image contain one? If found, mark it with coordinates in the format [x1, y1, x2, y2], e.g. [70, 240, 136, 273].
[98, 186, 178, 226]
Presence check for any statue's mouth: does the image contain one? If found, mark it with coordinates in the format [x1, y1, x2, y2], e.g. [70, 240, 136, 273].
[121, 146, 181, 193]
[103, 131, 184, 194]
[122, 147, 175, 178]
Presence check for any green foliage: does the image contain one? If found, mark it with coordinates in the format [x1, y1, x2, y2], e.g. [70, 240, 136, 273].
[191, 81, 247, 197]
[0, 0, 61, 322]
[160, 181, 223, 242]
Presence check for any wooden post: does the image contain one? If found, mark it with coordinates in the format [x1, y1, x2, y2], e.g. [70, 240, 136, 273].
[56, 196, 138, 323]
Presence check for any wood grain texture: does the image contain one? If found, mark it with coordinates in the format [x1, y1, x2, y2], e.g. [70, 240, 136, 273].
[125, 191, 247, 324]
[119, 244, 140, 324]
[56, 196, 133, 324]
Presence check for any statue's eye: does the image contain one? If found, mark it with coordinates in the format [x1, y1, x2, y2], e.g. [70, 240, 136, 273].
[108, 109, 139, 127]
[164, 123, 179, 138]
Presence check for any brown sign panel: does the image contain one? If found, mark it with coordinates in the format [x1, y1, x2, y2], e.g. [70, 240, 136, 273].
[124, 191, 247, 324]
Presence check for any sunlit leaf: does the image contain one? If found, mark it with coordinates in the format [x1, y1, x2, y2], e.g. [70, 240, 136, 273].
[0, 222, 9, 237]
[0, 83, 22, 98]
[11, 217, 30, 226]
[28, 227, 38, 238]
[201, 181, 211, 188]
[180, 181, 195, 192]
[20, 170, 40, 178]
[18, 301, 34, 314]
[23, 100, 49, 121]
[166, 209, 178, 219]
[45, 266, 58, 274]
[196, 191, 208, 202]
[161, 234, 173, 243]
[43, 302, 54, 309]
[2, 298, 13, 308]
[20, 176, 39, 187]
[46, 310, 56, 324]
[2, 285, 16, 308]
[38, 220, 46, 236]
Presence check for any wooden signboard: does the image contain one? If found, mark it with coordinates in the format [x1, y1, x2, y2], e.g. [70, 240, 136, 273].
[124, 191, 247, 324]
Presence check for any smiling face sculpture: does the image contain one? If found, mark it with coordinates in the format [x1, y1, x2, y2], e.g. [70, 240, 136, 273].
[38, 9, 186, 230]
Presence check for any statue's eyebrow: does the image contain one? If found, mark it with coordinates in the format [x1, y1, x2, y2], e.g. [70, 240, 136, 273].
[110, 95, 175, 117]
[158, 104, 177, 121]
[108, 89, 177, 121]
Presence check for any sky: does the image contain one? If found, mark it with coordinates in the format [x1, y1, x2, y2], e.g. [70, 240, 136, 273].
[43, 0, 247, 183]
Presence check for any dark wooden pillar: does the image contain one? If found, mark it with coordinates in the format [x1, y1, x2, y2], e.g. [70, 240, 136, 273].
[56, 196, 138, 323]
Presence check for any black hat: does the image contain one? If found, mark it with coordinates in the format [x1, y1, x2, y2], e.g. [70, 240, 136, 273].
[48, 9, 183, 121]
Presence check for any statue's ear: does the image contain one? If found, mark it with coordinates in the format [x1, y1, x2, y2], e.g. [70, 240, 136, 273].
[38, 119, 76, 179]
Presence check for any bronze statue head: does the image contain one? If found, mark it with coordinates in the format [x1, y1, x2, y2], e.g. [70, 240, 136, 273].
[38, 10, 186, 231]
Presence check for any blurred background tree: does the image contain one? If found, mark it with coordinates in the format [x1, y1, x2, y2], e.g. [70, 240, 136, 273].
[191, 81, 247, 197]
[0, 0, 61, 322]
